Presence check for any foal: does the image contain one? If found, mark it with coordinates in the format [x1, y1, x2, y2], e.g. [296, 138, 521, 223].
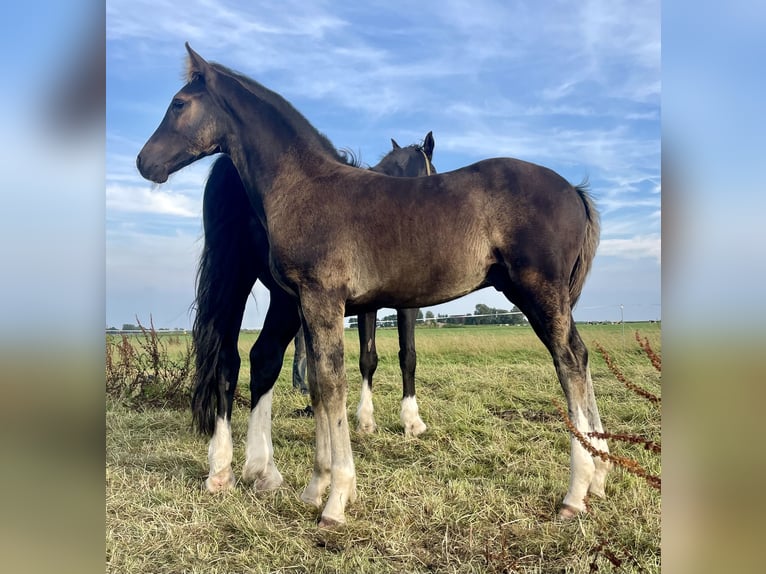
[138, 44, 609, 527]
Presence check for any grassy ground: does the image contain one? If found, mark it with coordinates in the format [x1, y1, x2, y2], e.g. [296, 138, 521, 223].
[106, 323, 661, 573]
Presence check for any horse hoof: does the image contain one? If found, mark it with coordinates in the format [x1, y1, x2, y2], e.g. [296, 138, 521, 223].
[242, 464, 283, 491]
[318, 515, 345, 529]
[557, 504, 583, 521]
[404, 419, 427, 437]
[205, 469, 236, 493]
[300, 489, 323, 509]
[255, 472, 283, 492]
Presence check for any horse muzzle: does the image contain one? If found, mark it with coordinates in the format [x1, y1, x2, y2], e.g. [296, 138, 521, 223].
[136, 150, 169, 184]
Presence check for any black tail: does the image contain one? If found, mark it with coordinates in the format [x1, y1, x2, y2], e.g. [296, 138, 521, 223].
[191, 156, 260, 435]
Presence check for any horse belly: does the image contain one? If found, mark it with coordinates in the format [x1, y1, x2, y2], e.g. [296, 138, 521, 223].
[351, 243, 491, 309]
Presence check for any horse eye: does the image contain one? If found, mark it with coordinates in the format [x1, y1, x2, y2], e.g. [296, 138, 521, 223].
[171, 99, 185, 111]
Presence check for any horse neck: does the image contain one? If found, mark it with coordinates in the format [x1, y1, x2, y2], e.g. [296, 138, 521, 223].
[220, 100, 338, 227]
[209, 68, 345, 223]
[218, 66, 345, 163]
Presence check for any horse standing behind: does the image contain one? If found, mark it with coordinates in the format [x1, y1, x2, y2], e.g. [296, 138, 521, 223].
[137, 44, 609, 528]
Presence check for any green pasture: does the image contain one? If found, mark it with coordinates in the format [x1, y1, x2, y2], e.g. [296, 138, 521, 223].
[106, 322, 661, 573]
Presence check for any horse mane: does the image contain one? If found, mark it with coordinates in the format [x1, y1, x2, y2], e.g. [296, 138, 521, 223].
[188, 58, 356, 166]
[337, 148, 363, 168]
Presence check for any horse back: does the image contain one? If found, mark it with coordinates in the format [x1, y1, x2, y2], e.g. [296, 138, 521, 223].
[266, 156, 590, 307]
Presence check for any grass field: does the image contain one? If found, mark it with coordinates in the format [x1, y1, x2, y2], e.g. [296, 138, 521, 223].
[106, 322, 661, 573]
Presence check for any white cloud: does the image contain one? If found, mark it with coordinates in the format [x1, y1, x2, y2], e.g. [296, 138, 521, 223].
[599, 234, 660, 262]
[107, 0, 348, 46]
[107, 183, 200, 218]
[105, 1, 661, 327]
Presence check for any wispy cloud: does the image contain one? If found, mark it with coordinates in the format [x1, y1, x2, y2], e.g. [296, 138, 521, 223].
[106, 0, 660, 327]
[108, 1, 659, 114]
[599, 234, 661, 262]
[107, 183, 200, 218]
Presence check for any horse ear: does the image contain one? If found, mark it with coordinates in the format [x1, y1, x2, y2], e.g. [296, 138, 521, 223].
[423, 131, 435, 160]
[391, 138, 401, 150]
[185, 42, 212, 82]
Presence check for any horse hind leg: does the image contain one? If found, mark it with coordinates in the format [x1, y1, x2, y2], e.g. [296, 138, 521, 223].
[397, 308, 427, 437]
[555, 319, 610, 517]
[508, 284, 610, 518]
[583, 362, 610, 499]
[242, 387, 282, 491]
[355, 311, 378, 433]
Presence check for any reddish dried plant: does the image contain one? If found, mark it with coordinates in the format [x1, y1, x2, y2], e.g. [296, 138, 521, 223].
[593, 341, 660, 405]
[556, 330, 661, 571]
[554, 402, 661, 491]
[635, 330, 661, 372]
[556, 330, 662, 489]
[105, 315, 193, 409]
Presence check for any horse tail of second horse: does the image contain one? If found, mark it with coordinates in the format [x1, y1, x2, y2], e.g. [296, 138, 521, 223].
[192, 156, 255, 435]
[569, 181, 600, 308]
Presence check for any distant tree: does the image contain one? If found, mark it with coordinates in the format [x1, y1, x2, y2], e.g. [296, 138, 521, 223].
[459, 303, 528, 325]
[378, 313, 398, 328]
[121, 323, 139, 331]
[507, 305, 526, 325]
[473, 303, 492, 325]
[419, 310, 436, 328]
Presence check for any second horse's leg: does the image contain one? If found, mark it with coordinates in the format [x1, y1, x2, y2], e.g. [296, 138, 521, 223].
[397, 308, 427, 437]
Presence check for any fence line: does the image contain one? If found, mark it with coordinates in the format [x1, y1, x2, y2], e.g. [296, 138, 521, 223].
[107, 303, 661, 334]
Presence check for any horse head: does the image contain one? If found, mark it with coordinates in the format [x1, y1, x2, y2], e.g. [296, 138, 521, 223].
[373, 131, 436, 177]
[136, 44, 229, 183]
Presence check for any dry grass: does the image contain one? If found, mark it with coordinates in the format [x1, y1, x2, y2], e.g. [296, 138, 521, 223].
[106, 322, 661, 573]
[106, 316, 193, 409]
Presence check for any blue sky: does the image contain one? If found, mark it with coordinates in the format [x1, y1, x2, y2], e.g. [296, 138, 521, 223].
[106, 0, 660, 329]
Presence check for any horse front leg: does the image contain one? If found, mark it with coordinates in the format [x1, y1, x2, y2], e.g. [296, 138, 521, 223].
[206, 413, 236, 493]
[397, 308, 427, 437]
[298, 291, 357, 527]
[242, 292, 301, 491]
[196, 277, 251, 494]
[355, 311, 378, 433]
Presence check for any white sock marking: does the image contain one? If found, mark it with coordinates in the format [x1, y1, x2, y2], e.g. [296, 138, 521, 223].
[243, 389, 282, 489]
[400, 396, 427, 437]
[562, 405, 596, 512]
[208, 417, 233, 476]
[356, 379, 376, 432]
